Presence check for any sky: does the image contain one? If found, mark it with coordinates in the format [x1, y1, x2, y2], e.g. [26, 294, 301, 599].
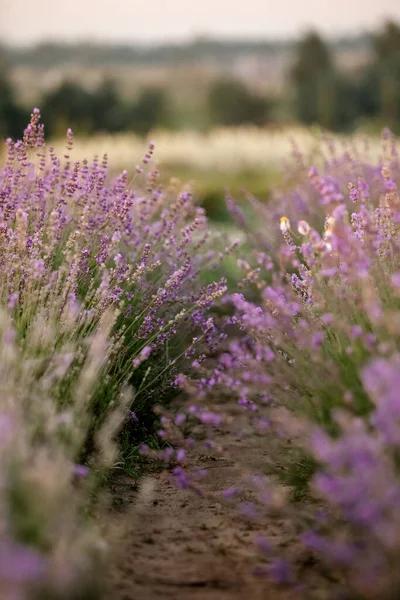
[1, 0, 400, 46]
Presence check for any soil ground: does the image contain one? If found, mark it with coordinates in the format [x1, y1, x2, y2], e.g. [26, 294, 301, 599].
[101, 424, 333, 600]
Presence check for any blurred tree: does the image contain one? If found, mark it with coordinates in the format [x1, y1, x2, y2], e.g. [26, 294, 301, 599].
[371, 21, 400, 129]
[91, 79, 125, 132]
[373, 21, 400, 61]
[354, 66, 381, 122]
[208, 79, 269, 127]
[291, 32, 335, 128]
[41, 80, 170, 136]
[291, 32, 332, 84]
[42, 81, 96, 136]
[290, 31, 360, 131]
[0, 52, 27, 139]
[127, 87, 169, 135]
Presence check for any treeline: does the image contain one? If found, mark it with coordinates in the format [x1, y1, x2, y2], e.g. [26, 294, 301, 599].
[1, 21, 400, 138]
[39, 81, 168, 137]
[290, 22, 400, 132]
[0, 70, 272, 138]
[0, 74, 170, 138]
[2, 35, 368, 69]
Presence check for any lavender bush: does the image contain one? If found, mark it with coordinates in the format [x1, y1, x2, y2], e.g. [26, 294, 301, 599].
[0, 110, 228, 598]
[167, 130, 400, 598]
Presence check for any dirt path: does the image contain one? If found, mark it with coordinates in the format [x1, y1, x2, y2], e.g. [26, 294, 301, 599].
[105, 468, 294, 600]
[102, 427, 332, 600]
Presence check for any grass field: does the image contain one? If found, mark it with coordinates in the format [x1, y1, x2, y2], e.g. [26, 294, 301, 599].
[49, 126, 382, 219]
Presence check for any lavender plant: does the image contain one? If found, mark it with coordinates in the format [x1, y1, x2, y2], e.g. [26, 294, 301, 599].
[0, 109, 228, 598]
[169, 130, 400, 598]
[223, 130, 400, 427]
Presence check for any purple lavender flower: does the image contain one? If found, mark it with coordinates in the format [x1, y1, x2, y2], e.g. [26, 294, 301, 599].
[172, 466, 190, 489]
[0, 541, 46, 582]
[269, 559, 293, 585]
[73, 464, 89, 477]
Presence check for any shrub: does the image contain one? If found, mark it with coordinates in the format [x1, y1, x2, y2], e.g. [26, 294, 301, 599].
[171, 129, 400, 598]
[0, 109, 228, 598]
[208, 79, 270, 127]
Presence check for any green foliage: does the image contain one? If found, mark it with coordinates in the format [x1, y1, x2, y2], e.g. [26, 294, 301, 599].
[291, 32, 333, 83]
[91, 79, 127, 133]
[158, 165, 281, 222]
[291, 31, 359, 131]
[0, 53, 27, 139]
[126, 87, 169, 134]
[290, 23, 400, 132]
[371, 21, 400, 131]
[373, 20, 400, 61]
[0, 77, 27, 139]
[42, 81, 96, 136]
[208, 79, 269, 127]
[41, 80, 169, 137]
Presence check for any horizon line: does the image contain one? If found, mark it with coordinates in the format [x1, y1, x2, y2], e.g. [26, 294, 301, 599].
[3, 25, 392, 51]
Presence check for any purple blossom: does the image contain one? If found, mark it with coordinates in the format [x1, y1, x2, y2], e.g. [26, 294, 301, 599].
[269, 560, 293, 585]
[129, 410, 138, 422]
[176, 448, 186, 462]
[391, 272, 400, 289]
[172, 466, 190, 489]
[0, 542, 46, 583]
[221, 487, 240, 499]
[133, 345, 153, 368]
[174, 413, 186, 425]
[73, 464, 89, 477]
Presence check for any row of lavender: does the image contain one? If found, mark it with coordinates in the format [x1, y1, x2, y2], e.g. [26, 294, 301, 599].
[0, 110, 229, 599]
[165, 130, 400, 599]
[1, 110, 400, 599]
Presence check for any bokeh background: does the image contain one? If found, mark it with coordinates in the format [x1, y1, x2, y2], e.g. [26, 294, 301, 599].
[1, 0, 400, 218]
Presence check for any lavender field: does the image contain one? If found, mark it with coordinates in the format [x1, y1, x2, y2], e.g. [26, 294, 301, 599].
[1, 108, 400, 600]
